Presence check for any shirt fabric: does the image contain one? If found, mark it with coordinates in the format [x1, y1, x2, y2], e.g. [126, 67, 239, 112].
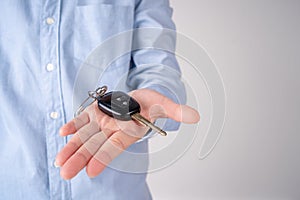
[0, 0, 185, 199]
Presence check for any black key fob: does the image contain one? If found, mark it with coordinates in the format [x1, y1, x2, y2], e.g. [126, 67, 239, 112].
[97, 91, 141, 121]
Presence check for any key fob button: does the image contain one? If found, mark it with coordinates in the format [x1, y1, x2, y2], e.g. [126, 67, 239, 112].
[96, 89, 167, 136]
[97, 91, 140, 121]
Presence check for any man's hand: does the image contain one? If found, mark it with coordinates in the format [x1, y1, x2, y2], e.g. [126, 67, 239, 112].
[55, 88, 200, 179]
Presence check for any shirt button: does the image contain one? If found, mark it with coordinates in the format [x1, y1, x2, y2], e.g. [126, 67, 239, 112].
[50, 112, 59, 119]
[54, 160, 59, 168]
[46, 63, 54, 72]
[46, 17, 55, 25]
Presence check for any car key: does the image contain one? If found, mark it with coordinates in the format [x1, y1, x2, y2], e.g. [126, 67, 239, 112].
[97, 91, 167, 136]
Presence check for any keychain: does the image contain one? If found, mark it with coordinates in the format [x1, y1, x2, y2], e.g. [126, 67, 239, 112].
[75, 86, 167, 136]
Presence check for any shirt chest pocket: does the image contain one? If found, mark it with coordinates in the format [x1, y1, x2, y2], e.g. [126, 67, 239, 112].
[73, 3, 134, 62]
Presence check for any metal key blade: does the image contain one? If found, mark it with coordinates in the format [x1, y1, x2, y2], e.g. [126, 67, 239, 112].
[131, 113, 167, 136]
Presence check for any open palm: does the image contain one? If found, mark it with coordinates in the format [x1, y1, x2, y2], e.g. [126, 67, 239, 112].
[55, 88, 200, 179]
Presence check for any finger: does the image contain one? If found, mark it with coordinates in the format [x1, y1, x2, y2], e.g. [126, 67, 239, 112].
[60, 112, 89, 136]
[148, 91, 200, 123]
[60, 131, 108, 180]
[86, 130, 140, 178]
[136, 89, 200, 124]
[154, 103, 200, 124]
[55, 122, 99, 167]
[178, 105, 200, 124]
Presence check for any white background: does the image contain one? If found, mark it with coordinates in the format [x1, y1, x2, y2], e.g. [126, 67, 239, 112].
[147, 0, 300, 199]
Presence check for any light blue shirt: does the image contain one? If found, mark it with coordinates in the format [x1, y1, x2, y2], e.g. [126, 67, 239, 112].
[0, 0, 185, 199]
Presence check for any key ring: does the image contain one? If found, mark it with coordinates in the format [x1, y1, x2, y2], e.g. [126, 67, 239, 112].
[74, 85, 108, 117]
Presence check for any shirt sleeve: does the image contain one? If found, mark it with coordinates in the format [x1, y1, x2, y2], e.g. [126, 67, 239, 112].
[127, 0, 186, 139]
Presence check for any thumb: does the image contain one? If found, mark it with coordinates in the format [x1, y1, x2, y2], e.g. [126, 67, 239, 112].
[131, 88, 200, 124]
[177, 105, 200, 124]
[148, 103, 200, 124]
